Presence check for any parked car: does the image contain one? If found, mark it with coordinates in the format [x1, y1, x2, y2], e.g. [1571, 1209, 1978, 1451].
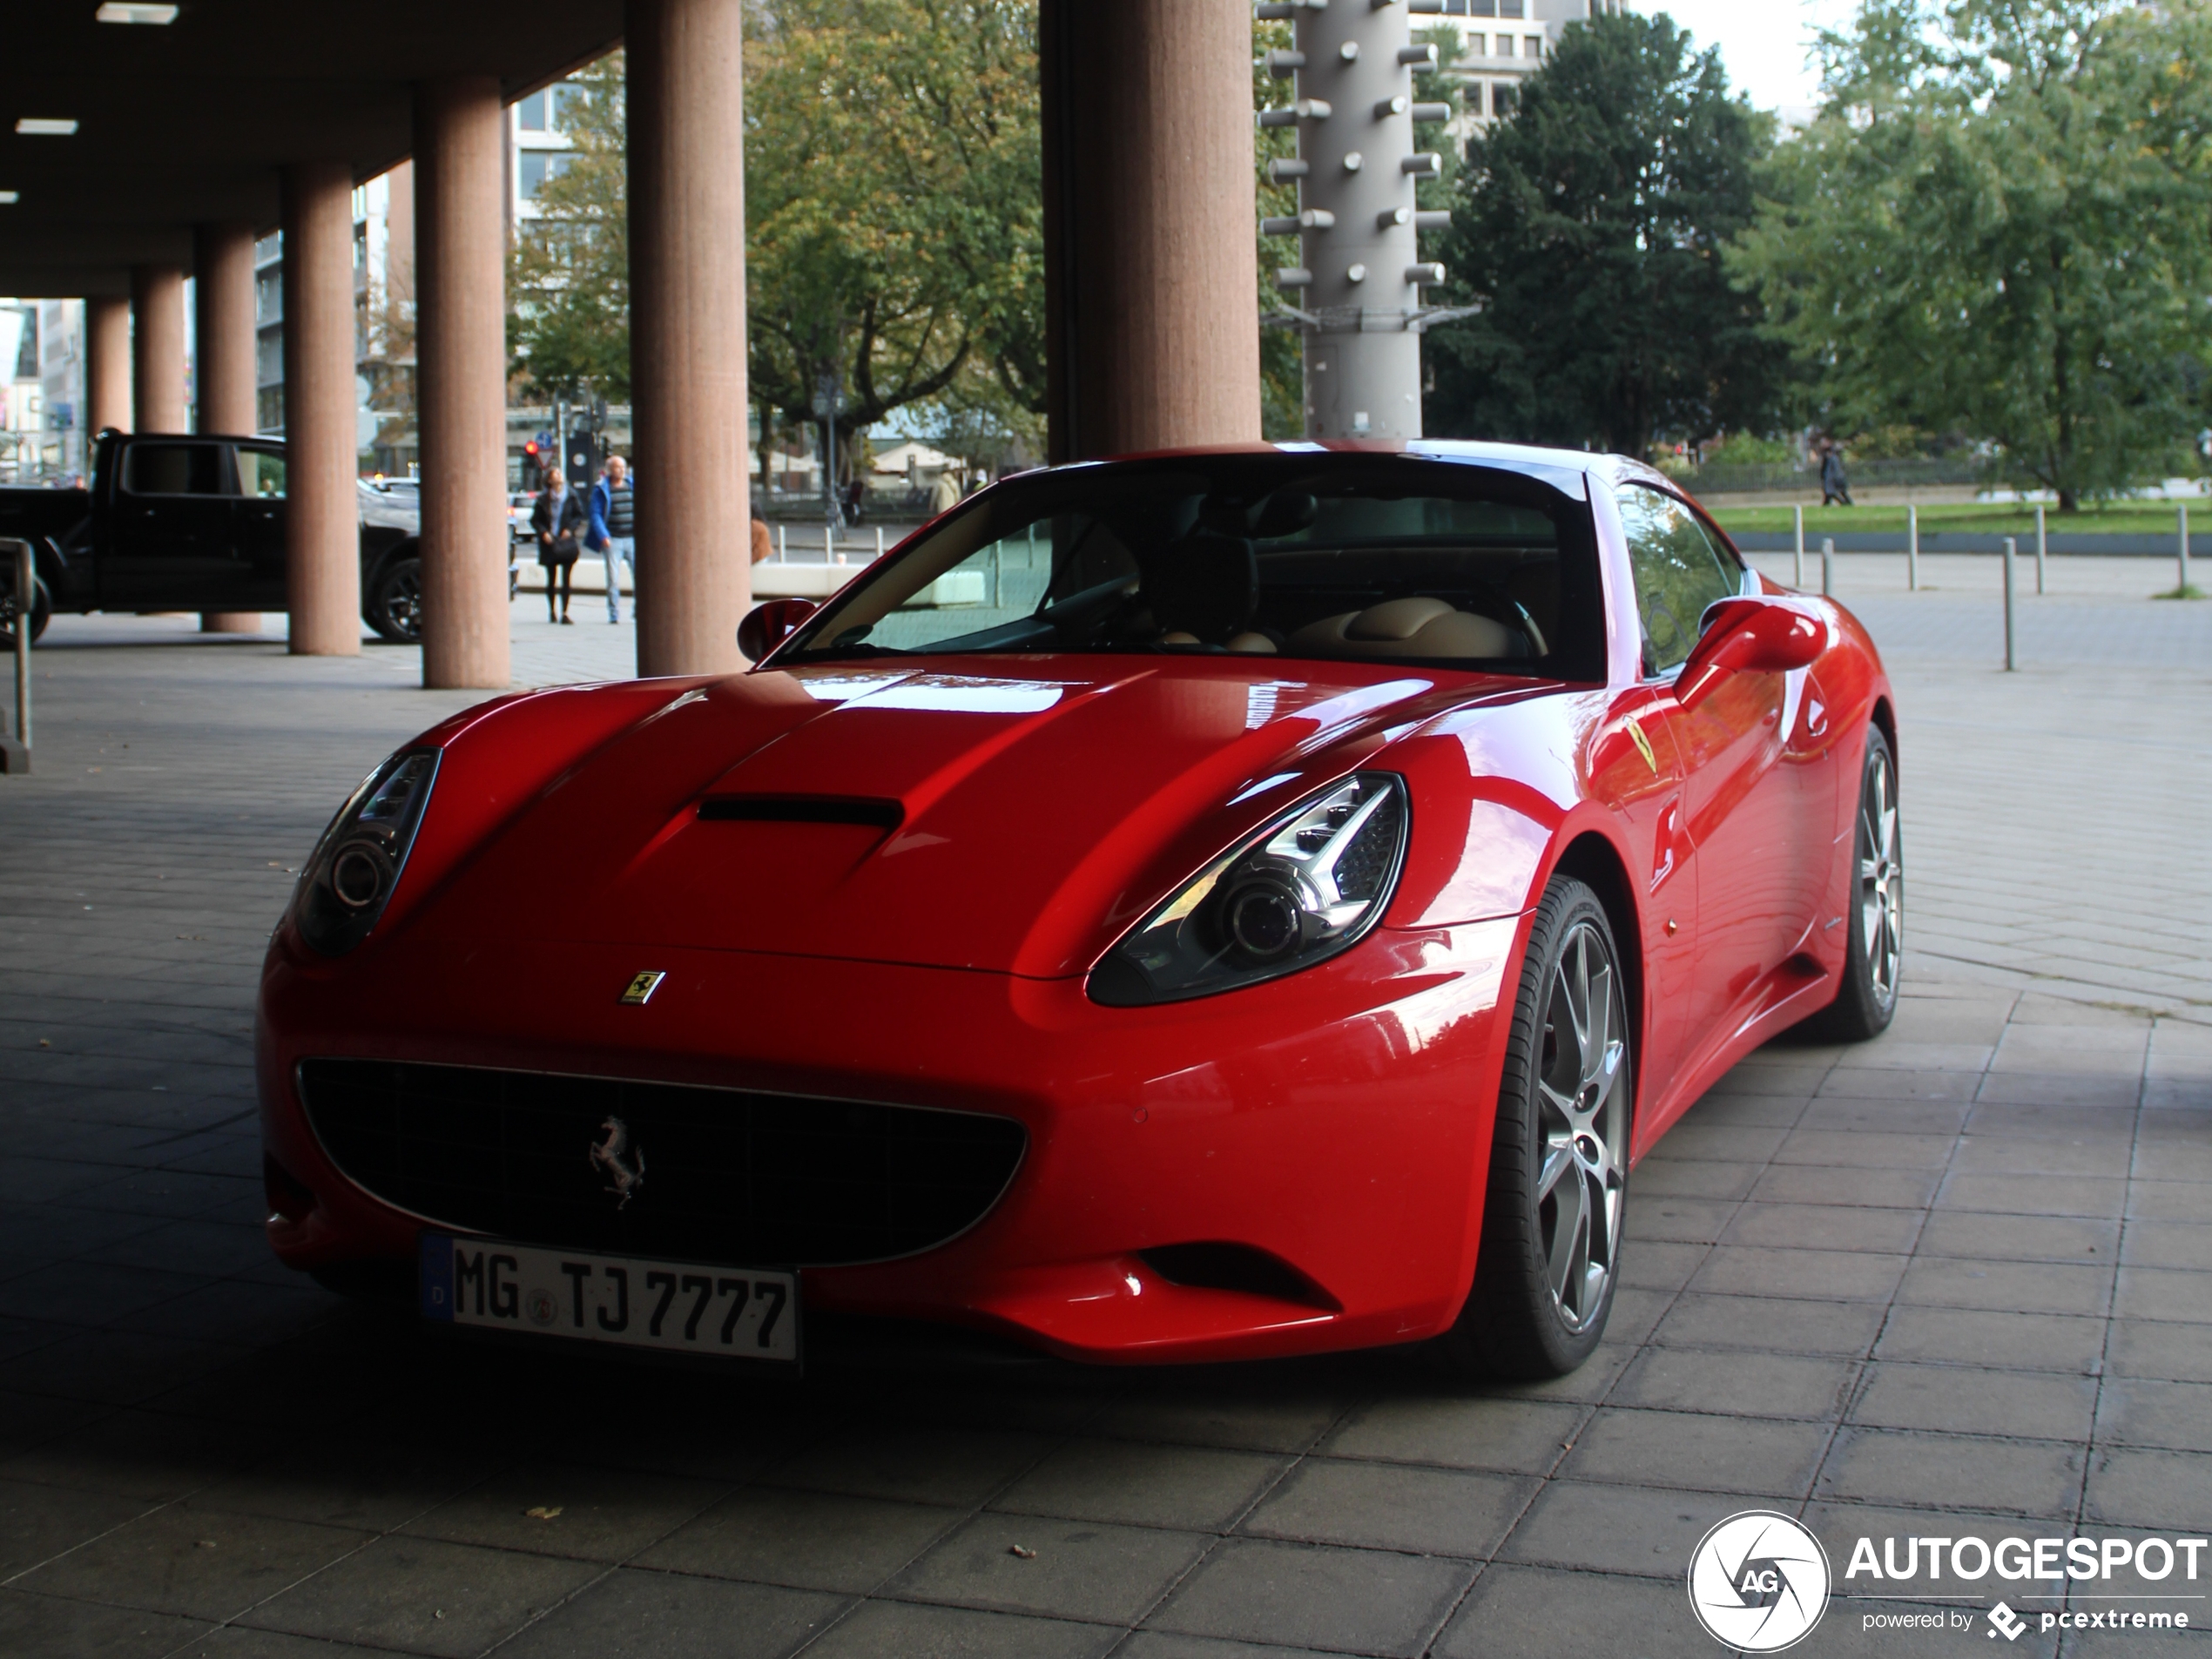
[0, 433, 514, 646]
[259, 442, 1899, 1379]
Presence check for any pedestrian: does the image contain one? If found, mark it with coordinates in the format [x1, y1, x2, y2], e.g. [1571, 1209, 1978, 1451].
[589, 455, 637, 624]
[1819, 438, 1853, 508]
[530, 466, 587, 624]
[750, 502, 772, 565]
[930, 468, 961, 516]
[844, 475, 865, 527]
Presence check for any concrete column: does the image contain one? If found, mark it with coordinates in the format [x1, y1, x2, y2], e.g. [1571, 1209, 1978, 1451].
[628, 0, 750, 677]
[195, 221, 262, 633]
[131, 265, 188, 434]
[85, 295, 132, 435]
[414, 78, 510, 690]
[1039, 0, 1262, 462]
[280, 159, 361, 657]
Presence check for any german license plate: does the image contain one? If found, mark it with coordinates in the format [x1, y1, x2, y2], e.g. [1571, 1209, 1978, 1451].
[418, 1234, 798, 1366]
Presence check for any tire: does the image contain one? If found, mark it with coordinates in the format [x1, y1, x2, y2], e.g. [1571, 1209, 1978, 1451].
[1800, 725, 1902, 1042]
[366, 556, 423, 644]
[1440, 875, 1632, 1379]
[0, 566, 51, 650]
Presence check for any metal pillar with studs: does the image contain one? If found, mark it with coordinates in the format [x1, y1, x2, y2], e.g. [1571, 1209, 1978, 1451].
[1260, 0, 1468, 440]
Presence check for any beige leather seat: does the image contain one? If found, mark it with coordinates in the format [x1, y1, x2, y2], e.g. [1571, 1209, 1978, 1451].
[1288, 596, 1520, 660]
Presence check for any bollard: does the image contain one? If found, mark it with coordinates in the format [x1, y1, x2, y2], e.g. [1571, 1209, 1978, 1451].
[1793, 503, 1804, 587]
[1822, 537, 1834, 597]
[3, 537, 30, 773]
[875, 526, 885, 561]
[777, 523, 786, 563]
[2034, 502, 2047, 596]
[2003, 536, 2017, 671]
[1907, 504, 1919, 592]
[2183, 502, 2194, 593]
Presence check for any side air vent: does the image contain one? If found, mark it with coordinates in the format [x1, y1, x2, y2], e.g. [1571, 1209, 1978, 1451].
[697, 795, 904, 830]
[1139, 1243, 1340, 1310]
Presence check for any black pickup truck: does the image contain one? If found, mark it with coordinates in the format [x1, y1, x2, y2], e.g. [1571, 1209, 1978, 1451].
[0, 429, 506, 646]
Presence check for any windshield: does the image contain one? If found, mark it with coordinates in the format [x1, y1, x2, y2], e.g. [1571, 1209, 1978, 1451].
[776, 454, 1605, 680]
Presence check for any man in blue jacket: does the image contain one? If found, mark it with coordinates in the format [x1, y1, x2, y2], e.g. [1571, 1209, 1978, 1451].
[587, 455, 637, 624]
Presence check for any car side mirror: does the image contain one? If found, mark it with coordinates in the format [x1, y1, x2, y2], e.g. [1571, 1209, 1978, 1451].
[738, 597, 817, 663]
[1676, 597, 1826, 708]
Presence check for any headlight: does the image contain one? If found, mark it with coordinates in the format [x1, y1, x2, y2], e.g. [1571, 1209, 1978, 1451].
[1089, 772, 1408, 1006]
[291, 749, 441, 956]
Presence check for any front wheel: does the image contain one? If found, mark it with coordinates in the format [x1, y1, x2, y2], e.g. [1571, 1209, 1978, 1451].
[366, 556, 422, 644]
[1440, 876, 1632, 1379]
[1801, 725, 1902, 1042]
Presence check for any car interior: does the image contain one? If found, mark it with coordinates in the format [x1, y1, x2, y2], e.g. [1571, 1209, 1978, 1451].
[784, 455, 1608, 682]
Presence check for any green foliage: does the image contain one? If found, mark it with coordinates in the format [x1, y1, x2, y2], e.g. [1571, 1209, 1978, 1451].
[508, 54, 631, 401]
[746, 0, 1044, 475]
[1254, 18, 1303, 439]
[1426, 10, 1789, 457]
[1731, 0, 2212, 510]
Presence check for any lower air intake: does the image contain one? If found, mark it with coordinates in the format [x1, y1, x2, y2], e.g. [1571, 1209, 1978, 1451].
[297, 1059, 1026, 1267]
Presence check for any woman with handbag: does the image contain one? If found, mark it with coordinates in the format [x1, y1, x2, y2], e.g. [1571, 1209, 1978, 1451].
[531, 468, 588, 624]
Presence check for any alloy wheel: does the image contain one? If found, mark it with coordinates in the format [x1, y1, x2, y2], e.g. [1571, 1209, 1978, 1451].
[1533, 921, 1628, 1332]
[1859, 749, 1903, 1008]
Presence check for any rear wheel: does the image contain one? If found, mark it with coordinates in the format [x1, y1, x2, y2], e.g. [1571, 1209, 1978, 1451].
[1440, 876, 1631, 1379]
[1801, 726, 1901, 1042]
[366, 556, 422, 644]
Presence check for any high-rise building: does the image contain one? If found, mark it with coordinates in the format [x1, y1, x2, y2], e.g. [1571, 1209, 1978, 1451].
[1429, 0, 1620, 125]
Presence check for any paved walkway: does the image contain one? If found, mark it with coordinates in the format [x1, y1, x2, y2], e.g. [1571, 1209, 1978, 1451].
[0, 567, 2205, 1657]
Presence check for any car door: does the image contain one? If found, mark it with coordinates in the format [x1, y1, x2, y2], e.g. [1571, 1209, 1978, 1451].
[1615, 483, 1804, 1055]
[105, 439, 248, 610]
[233, 444, 290, 608]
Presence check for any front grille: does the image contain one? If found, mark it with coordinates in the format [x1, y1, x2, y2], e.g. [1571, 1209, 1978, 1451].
[297, 1059, 1027, 1266]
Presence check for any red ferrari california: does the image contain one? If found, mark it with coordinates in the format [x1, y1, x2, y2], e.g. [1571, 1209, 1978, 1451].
[258, 443, 1901, 1379]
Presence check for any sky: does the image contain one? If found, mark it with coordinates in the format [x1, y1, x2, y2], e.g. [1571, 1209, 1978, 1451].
[1631, 0, 1864, 115]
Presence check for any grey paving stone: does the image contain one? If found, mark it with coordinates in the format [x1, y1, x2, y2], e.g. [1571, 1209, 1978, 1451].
[0, 1589, 212, 1659]
[2114, 1267, 2212, 1324]
[0, 1477, 150, 1579]
[193, 1438, 510, 1532]
[2081, 1447, 2212, 1533]
[2126, 1184, 2212, 1225]
[1493, 1480, 1719, 1578]
[1435, 1562, 1720, 1659]
[1613, 1346, 1857, 1420]
[1088, 1389, 1344, 1455]
[397, 1459, 728, 1563]
[1950, 1136, 2132, 1179]
[1815, 1427, 2083, 1520]
[0, 1327, 246, 1408]
[1722, 1202, 1925, 1254]
[801, 1598, 1116, 1659]
[1241, 1458, 1533, 1556]
[1616, 1239, 1707, 1293]
[892, 1512, 1209, 1625]
[1893, 1257, 2113, 1317]
[1914, 1211, 2118, 1264]
[1774, 1130, 1959, 1170]
[1649, 1293, 1885, 1358]
[11, 1501, 369, 1622]
[1632, 1197, 1736, 1244]
[765, 1426, 1052, 1508]
[1688, 1244, 1910, 1304]
[1150, 1537, 1474, 1657]
[1629, 1159, 1763, 1202]
[1871, 1306, 2106, 1374]
[1847, 1364, 2098, 1441]
[493, 1568, 844, 1659]
[990, 1438, 1286, 1532]
[634, 1487, 959, 1594]
[239, 1534, 604, 1659]
[1117, 1635, 1333, 1659]
[1748, 1163, 1944, 1209]
[1318, 1393, 1583, 1474]
[2093, 1379, 2212, 1453]
[2121, 1222, 2212, 1271]
[2105, 1318, 2212, 1385]
[0, 1407, 271, 1501]
[1817, 1068, 1980, 1102]
[1559, 1407, 1829, 1499]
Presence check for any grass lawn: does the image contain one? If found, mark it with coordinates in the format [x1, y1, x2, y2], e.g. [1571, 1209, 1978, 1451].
[1704, 501, 2202, 537]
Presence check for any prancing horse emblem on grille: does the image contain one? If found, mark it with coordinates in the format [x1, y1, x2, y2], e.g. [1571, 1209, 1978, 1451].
[620, 970, 665, 1005]
[589, 1116, 646, 1208]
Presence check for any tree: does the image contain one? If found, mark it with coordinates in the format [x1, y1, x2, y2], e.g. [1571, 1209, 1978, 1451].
[745, 0, 1044, 484]
[508, 54, 631, 402]
[1423, 11, 1789, 458]
[1730, 0, 2212, 509]
[506, 8, 1046, 480]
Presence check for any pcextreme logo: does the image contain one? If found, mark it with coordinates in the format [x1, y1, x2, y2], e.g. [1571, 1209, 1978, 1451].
[1688, 1511, 1831, 1652]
